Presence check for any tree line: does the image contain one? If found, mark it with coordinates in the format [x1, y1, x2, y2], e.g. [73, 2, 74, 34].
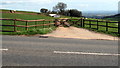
[40, 2, 82, 17]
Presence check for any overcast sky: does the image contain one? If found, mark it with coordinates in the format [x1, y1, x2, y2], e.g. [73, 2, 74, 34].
[1, 0, 120, 12]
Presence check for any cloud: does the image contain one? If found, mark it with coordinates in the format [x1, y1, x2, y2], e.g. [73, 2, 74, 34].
[79, 4, 89, 7]
[28, 0, 52, 2]
[1, 1, 23, 5]
[1, 0, 53, 5]
[1, 0, 119, 12]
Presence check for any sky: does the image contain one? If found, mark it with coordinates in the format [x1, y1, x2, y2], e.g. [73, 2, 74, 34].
[1, 0, 120, 13]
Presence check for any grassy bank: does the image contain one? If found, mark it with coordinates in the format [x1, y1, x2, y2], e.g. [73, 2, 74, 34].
[2, 13, 54, 20]
[1, 27, 56, 35]
[1, 9, 56, 35]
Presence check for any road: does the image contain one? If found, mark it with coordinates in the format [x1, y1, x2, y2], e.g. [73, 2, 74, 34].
[1, 35, 119, 66]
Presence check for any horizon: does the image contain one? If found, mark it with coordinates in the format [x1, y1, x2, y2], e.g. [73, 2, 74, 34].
[1, 9, 118, 15]
[1, 0, 120, 13]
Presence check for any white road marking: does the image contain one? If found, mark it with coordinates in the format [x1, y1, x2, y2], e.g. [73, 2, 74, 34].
[53, 51, 120, 56]
[0, 49, 8, 51]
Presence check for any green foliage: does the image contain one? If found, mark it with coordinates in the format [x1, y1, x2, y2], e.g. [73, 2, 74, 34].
[53, 2, 67, 13]
[68, 9, 82, 17]
[52, 2, 82, 17]
[17, 28, 54, 35]
[40, 8, 48, 13]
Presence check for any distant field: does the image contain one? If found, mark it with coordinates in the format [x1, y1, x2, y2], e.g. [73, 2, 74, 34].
[2, 13, 54, 20]
[103, 14, 120, 21]
[104, 17, 120, 21]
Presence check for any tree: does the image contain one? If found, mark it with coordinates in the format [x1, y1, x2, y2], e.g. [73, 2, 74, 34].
[47, 10, 52, 14]
[69, 9, 82, 17]
[40, 8, 48, 13]
[62, 10, 70, 16]
[52, 7, 58, 13]
[53, 2, 67, 13]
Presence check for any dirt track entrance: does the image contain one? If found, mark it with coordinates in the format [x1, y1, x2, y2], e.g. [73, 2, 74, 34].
[42, 26, 118, 40]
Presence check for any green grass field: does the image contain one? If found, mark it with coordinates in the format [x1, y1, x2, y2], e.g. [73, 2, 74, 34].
[1, 9, 119, 36]
[2, 13, 54, 20]
[1, 9, 56, 35]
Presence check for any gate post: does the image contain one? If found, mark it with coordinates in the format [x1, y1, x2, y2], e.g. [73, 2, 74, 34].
[96, 20, 99, 30]
[106, 21, 108, 32]
[26, 21, 28, 31]
[80, 18, 83, 27]
[118, 21, 120, 35]
[14, 19, 16, 32]
[82, 18, 85, 27]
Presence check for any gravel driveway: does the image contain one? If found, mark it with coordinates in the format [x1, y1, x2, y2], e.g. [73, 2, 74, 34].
[42, 27, 118, 40]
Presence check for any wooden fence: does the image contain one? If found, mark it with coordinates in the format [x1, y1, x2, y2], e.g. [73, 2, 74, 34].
[66, 18, 120, 34]
[1, 18, 120, 35]
[0, 18, 55, 32]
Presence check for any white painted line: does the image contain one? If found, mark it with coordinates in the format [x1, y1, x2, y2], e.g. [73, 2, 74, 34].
[53, 51, 120, 56]
[0, 49, 8, 51]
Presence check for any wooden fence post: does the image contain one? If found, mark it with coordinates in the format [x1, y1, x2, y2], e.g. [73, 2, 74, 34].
[118, 21, 120, 35]
[35, 21, 37, 29]
[96, 20, 99, 30]
[43, 20, 45, 28]
[89, 20, 91, 28]
[106, 21, 108, 31]
[49, 21, 51, 28]
[77, 19, 80, 26]
[80, 18, 83, 27]
[26, 21, 28, 30]
[83, 18, 85, 27]
[14, 19, 16, 32]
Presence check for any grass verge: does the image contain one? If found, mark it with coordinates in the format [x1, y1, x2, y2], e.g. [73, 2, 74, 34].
[1, 27, 56, 35]
[75, 25, 120, 37]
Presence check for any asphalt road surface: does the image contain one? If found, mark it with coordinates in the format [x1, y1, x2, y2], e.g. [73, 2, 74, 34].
[1, 35, 119, 66]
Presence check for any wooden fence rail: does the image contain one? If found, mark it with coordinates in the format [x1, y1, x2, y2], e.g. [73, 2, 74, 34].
[65, 18, 120, 34]
[84, 19, 119, 34]
[0, 18, 120, 35]
[0, 18, 54, 32]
